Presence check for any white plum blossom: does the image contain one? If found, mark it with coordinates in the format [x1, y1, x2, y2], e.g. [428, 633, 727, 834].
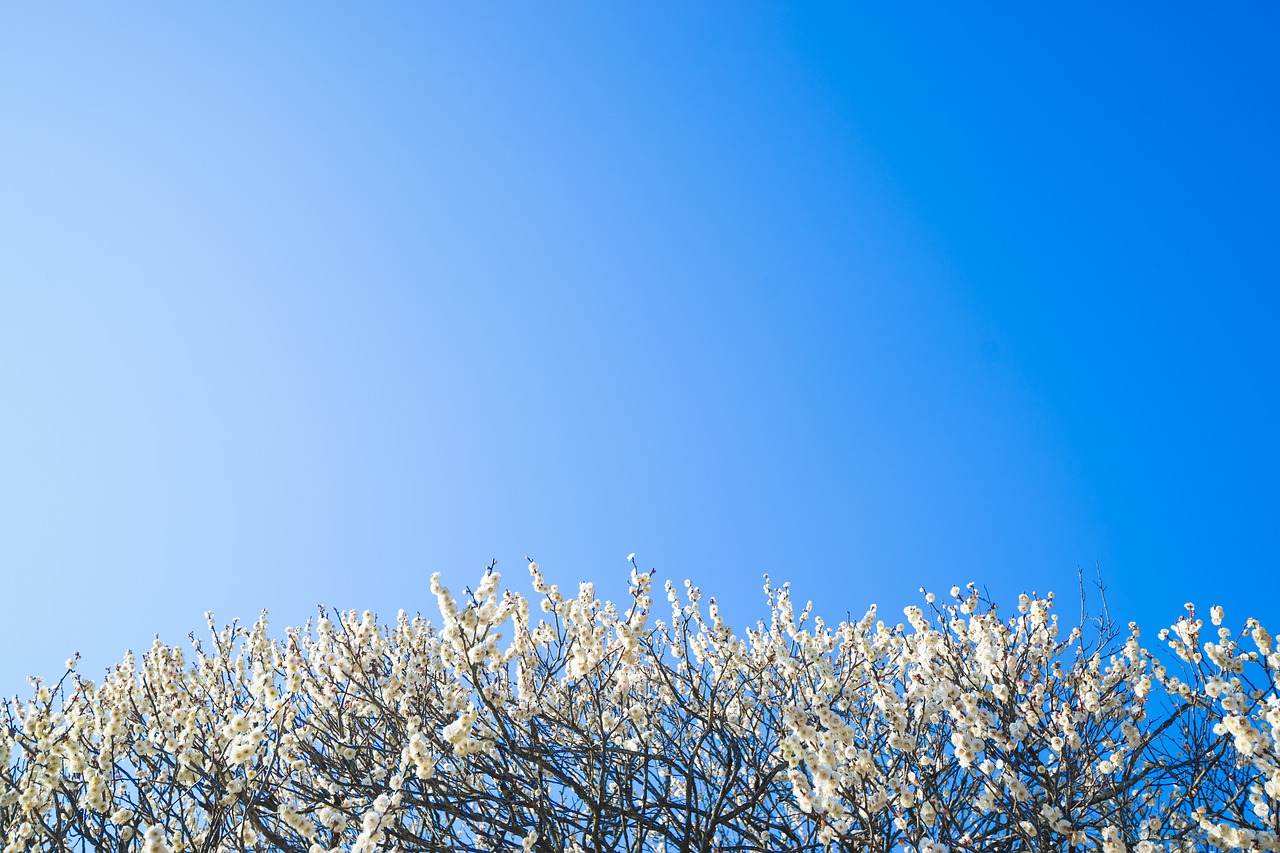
[1, 563, 1277, 853]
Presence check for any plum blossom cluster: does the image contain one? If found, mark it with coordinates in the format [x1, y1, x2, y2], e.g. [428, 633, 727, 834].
[2, 561, 1279, 852]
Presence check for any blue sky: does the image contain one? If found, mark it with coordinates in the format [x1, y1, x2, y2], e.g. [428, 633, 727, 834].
[2, 4, 1277, 689]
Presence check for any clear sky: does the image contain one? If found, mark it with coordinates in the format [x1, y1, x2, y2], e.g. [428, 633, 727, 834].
[2, 4, 1277, 691]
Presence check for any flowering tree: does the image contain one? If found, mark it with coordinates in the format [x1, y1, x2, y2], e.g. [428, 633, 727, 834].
[2, 560, 1279, 853]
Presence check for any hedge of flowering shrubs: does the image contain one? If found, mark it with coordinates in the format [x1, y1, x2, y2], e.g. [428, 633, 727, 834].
[2, 560, 1279, 852]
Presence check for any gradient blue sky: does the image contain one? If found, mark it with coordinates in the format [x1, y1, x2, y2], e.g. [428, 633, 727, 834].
[2, 4, 1277, 690]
